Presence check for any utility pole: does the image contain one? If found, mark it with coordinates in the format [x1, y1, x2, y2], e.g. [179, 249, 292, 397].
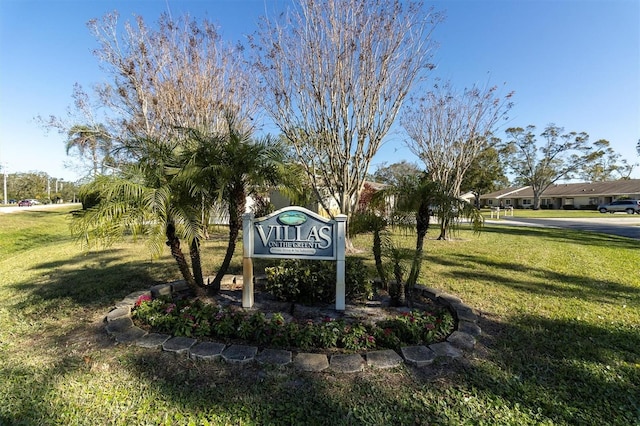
[2, 164, 7, 205]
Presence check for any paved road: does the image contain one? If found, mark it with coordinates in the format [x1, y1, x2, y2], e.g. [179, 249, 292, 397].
[0, 203, 81, 214]
[486, 216, 640, 239]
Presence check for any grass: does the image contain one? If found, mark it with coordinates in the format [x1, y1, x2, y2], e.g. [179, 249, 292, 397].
[1, 206, 639, 425]
[482, 208, 636, 219]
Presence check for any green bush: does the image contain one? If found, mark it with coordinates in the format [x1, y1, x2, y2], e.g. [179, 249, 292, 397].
[579, 204, 598, 210]
[264, 257, 371, 304]
[79, 188, 101, 210]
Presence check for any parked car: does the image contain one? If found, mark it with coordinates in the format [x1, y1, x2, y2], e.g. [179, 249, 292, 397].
[18, 200, 32, 207]
[597, 199, 640, 214]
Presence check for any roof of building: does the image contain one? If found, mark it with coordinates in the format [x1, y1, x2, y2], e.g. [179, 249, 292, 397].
[480, 179, 640, 199]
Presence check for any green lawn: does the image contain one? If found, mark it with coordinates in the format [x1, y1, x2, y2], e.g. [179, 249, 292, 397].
[482, 208, 633, 219]
[1, 207, 638, 425]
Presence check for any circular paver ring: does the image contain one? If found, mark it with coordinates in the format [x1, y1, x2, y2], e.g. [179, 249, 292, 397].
[104, 281, 481, 372]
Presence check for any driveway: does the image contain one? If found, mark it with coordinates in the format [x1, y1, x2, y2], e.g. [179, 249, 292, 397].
[486, 216, 640, 239]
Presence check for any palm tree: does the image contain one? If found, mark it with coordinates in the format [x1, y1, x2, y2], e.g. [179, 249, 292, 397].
[70, 138, 208, 298]
[70, 116, 297, 299]
[180, 117, 297, 295]
[66, 124, 112, 178]
[354, 173, 483, 305]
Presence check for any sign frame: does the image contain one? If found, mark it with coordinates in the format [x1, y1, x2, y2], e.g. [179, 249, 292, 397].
[242, 206, 347, 311]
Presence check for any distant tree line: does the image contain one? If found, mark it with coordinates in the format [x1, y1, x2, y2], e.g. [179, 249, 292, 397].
[1, 171, 79, 204]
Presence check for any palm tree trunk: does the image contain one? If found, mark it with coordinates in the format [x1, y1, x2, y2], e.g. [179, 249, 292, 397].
[165, 223, 203, 297]
[407, 202, 431, 289]
[190, 238, 204, 288]
[209, 187, 245, 294]
[372, 226, 388, 290]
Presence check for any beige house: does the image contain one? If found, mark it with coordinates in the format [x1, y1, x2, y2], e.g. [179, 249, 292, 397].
[480, 180, 640, 209]
[270, 181, 393, 218]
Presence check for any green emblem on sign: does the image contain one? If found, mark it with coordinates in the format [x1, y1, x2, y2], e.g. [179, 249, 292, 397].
[278, 211, 307, 226]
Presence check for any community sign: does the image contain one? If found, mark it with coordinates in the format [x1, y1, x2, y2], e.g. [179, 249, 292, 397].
[250, 207, 339, 260]
[242, 206, 347, 310]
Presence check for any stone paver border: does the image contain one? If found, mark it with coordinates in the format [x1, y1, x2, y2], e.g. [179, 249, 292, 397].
[104, 281, 481, 372]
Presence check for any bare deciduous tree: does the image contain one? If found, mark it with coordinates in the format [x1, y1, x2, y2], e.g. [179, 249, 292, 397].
[88, 12, 256, 145]
[251, 0, 442, 227]
[402, 81, 513, 239]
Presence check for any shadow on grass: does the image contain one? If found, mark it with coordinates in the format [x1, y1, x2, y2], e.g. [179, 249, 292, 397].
[117, 349, 454, 425]
[9, 248, 176, 312]
[429, 252, 639, 306]
[123, 351, 357, 424]
[482, 224, 640, 250]
[0, 362, 84, 425]
[438, 313, 640, 425]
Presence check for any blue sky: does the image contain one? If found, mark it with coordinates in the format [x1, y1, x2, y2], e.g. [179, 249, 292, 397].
[1, 0, 638, 182]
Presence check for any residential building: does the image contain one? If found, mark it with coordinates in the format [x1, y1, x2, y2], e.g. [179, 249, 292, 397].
[480, 180, 640, 209]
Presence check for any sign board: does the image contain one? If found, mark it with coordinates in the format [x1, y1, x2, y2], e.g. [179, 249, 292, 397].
[242, 206, 347, 310]
[250, 207, 337, 260]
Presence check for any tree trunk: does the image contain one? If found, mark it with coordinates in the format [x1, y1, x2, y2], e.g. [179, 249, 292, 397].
[407, 202, 430, 287]
[398, 281, 406, 306]
[437, 216, 450, 240]
[210, 188, 245, 294]
[394, 261, 405, 306]
[165, 223, 204, 297]
[533, 191, 541, 210]
[190, 238, 204, 288]
[372, 226, 388, 290]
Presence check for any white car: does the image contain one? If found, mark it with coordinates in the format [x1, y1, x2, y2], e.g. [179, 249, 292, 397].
[597, 199, 640, 214]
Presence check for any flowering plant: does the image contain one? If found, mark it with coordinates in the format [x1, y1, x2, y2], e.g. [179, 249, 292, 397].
[132, 296, 454, 352]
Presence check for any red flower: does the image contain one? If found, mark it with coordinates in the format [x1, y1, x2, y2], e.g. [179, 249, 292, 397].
[134, 294, 152, 307]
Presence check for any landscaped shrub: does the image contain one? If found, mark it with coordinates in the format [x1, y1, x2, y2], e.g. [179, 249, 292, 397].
[78, 188, 101, 210]
[131, 295, 454, 352]
[263, 257, 371, 304]
[579, 204, 598, 210]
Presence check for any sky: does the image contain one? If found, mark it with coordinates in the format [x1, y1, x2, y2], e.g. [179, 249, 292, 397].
[1, 0, 638, 183]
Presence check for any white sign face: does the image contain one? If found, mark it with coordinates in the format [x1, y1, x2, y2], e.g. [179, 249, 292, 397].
[251, 207, 336, 260]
